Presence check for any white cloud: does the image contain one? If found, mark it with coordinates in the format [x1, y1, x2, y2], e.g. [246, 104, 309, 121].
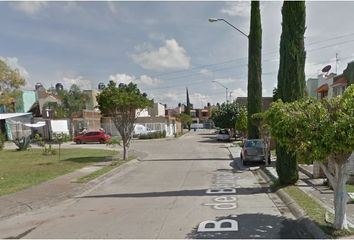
[220, 2, 250, 18]
[139, 75, 161, 86]
[0, 56, 29, 79]
[109, 73, 161, 86]
[109, 73, 135, 85]
[305, 61, 332, 78]
[10, 2, 47, 15]
[213, 77, 239, 84]
[200, 68, 212, 76]
[132, 39, 191, 71]
[62, 76, 92, 90]
[231, 88, 247, 98]
[190, 92, 212, 106]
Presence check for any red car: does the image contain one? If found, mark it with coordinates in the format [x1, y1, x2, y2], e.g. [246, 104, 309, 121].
[74, 131, 111, 144]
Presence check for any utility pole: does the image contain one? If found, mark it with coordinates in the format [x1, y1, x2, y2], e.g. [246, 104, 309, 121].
[336, 53, 339, 74]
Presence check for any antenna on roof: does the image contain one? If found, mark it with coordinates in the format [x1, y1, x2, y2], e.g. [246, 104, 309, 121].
[322, 65, 331, 77]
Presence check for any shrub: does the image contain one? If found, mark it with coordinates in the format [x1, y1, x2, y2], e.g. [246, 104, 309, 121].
[106, 137, 121, 147]
[138, 131, 166, 140]
[43, 144, 56, 155]
[34, 133, 45, 147]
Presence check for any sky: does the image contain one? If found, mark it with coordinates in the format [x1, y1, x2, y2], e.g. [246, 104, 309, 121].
[1, 1, 354, 108]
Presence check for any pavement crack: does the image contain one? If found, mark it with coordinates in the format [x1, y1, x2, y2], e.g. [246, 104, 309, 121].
[5, 227, 37, 239]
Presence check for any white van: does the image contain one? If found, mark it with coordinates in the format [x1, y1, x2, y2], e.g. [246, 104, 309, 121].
[133, 124, 156, 136]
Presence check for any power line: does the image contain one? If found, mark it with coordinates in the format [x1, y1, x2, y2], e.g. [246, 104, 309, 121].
[143, 32, 354, 80]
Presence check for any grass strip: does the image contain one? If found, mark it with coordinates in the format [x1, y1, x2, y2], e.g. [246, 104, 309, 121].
[76, 156, 135, 183]
[347, 184, 354, 193]
[283, 185, 354, 237]
[0, 149, 117, 196]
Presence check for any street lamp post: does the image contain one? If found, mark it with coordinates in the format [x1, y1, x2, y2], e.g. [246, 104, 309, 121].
[212, 80, 228, 103]
[209, 18, 249, 105]
[208, 18, 248, 38]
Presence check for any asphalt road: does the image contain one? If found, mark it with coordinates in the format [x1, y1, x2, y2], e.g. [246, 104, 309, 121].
[0, 130, 307, 239]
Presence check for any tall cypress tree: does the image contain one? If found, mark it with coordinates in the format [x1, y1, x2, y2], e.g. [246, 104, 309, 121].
[276, 1, 306, 185]
[247, 1, 262, 139]
[185, 87, 191, 130]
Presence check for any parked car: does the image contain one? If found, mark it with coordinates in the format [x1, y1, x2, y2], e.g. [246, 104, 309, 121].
[240, 139, 271, 165]
[216, 129, 230, 141]
[133, 124, 157, 137]
[73, 131, 111, 144]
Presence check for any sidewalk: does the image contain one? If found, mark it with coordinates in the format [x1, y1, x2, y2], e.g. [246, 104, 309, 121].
[0, 149, 142, 220]
[297, 164, 354, 225]
[228, 145, 354, 226]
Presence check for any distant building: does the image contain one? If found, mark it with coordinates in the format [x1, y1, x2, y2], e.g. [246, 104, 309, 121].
[148, 103, 165, 117]
[306, 78, 319, 98]
[165, 105, 185, 117]
[315, 73, 337, 99]
[36, 89, 62, 117]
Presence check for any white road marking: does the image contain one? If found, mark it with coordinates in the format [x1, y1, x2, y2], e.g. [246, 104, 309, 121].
[197, 219, 239, 232]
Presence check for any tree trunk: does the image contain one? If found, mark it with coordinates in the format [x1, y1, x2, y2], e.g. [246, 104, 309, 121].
[264, 136, 270, 166]
[123, 143, 128, 160]
[333, 161, 349, 229]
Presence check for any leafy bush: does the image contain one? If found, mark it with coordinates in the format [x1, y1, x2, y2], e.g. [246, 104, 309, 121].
[52, 133, 71, 144]
[138, 131, 166, 139]
[0, 132, 5, 150]
[106, 137, 121, 147]
[34, 133, 45, 147]
[43, 144, 56, 155]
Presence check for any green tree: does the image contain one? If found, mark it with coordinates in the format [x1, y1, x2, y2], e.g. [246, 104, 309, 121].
[97, 82, 152, 160]
[0, 59, 26, 112]
[211, 102, 241, 137]
[264, 85, 354, 230]
[247, 1, 262, 139]
[176, 113, 192, 133]
[235, 106, 247, 138]
[60, 84, 88, 134]
[276, 1, 306, 185]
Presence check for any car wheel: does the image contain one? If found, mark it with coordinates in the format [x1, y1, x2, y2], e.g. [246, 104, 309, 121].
[99, 139, 105, 144]
[76, 140, 81, 144]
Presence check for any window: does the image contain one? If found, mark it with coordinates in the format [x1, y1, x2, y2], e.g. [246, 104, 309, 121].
[245, 140, 264, 148]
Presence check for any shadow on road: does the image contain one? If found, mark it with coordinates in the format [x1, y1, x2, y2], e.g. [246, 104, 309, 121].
[185, 214, 309, 239]
[197, 138, 231, 143]
[80, 187, 272, 199]
[139, 158, 231, 162]
[63, 156, 112, 164]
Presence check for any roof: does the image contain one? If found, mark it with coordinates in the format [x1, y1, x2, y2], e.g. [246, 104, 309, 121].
[331, 75, 348, 88]
[316, 84, 329, 93]
[0, 113, 32, 120]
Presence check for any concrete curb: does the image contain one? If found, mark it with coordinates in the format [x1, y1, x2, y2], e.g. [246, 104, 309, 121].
[298, 164, 314, 178]
[0, 156, 142, 221]
[258, 167, 330, 239]
[76, 158, 141, 197]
